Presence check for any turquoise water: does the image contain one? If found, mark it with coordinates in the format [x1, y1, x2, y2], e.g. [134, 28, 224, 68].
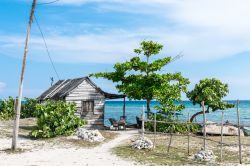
[104, 100, 250, 126]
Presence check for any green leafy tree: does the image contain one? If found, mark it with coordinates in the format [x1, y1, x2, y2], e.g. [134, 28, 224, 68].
[91, 40, 189, 118]
[154, 72, 189, 117]
[187, 78, 234, 122]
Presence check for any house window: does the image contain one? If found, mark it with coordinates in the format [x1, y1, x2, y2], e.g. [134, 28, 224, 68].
[81, 101, 94, 113]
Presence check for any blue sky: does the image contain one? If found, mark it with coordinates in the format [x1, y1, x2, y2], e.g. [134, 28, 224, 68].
[0, 0, 250, 100]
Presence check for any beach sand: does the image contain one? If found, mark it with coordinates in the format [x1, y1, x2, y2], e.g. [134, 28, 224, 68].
[0, 119, 140, 166]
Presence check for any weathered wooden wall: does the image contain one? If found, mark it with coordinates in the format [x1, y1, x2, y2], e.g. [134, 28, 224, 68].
[65, 80, 105, 128]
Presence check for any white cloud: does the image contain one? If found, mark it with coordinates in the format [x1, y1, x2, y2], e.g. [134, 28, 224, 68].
[1, 25, 250, 63]
[0, 30, 142, 63]
[0, 82, 6, 93]
[92, 0, 250, 61]
[8, 0, 250, 63]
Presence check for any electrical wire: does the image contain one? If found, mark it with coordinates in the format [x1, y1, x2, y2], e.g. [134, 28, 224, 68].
[34, 15, 61, 80]
[37, 0, 60, 5]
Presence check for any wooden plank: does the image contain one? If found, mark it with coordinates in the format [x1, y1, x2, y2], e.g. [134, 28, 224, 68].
[65, 96, 104, 101]
[67, 93, 104, 98]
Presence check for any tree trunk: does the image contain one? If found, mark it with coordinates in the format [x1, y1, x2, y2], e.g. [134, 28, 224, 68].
[190, 107, 209, 123]
[146, 98, 151, 118]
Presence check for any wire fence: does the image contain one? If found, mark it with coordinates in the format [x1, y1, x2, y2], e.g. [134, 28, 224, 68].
[140, 100, 248, 164]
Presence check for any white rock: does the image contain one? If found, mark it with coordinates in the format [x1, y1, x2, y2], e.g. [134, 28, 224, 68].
[194, 149, 215, 162]
[131, 137, 154, 150]
[77, 128, 105, 142]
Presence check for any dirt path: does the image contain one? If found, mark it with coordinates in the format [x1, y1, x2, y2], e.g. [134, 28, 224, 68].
[0, 130, 140, 166]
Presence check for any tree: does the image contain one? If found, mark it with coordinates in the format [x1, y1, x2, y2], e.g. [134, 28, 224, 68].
[154, 73, 189, 118]
[90, 40, 189, 118]
[187, 78, 234, 122]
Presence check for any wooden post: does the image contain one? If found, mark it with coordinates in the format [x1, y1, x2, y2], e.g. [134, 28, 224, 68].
[167, 133, 172, 152]
[123, 97, 126, 117]
[220, 110, 224, 162]
[153, 112, 156, 148]
[11, 0, 36, 150]
[167, 109, 175, 153]
[202, 101, 206, 151]
[141, 105, 145, 139]
[236, 100, 242, 164]
[187, 113, 190, 155]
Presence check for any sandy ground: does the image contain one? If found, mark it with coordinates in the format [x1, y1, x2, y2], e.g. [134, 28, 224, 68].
[0, 129, 141, 166]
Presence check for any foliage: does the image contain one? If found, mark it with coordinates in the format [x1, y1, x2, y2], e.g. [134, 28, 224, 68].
[0, 97, 38, 120]
[31, 101, 85, 138]
[0, 97, 15, 120]
[145, 114, 200, 133]
[154, 73, 189, 119]
[90, 40, 189, 117]
[187, 78, 234, 122]
[21, 98, 38, 118]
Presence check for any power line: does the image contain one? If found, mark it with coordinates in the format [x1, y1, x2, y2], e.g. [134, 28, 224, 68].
[34, 15, 61, 80]
[37, 0, 60, 5]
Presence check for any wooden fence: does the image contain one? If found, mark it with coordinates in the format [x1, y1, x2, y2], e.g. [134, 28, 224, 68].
[140, 100, 246, 164]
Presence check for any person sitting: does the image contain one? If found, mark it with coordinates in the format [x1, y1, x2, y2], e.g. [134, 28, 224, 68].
[118, 116, 126, 130]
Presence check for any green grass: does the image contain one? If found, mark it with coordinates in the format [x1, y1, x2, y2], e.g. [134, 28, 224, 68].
[113, 134, 250, 166]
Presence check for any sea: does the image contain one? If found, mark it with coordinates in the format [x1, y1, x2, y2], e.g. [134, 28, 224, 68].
[104, 100, 250, 126]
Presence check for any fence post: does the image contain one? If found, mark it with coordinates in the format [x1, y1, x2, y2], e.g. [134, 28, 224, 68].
[220, 110, 224, 162]
[142, 105, 145, 139]
[167, 109, 175, 153]
[187, 112, 190, 155]
[236, 100, 242, 164]
[167, 130, 172, 152]
[153, 112, 156, 148]
[202, 101, 206, 151]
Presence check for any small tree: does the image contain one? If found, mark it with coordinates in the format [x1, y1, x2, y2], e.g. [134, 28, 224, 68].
[145, 74, 191, 133]
[187, 78, 234, 122]
[90, 40, 189, 118]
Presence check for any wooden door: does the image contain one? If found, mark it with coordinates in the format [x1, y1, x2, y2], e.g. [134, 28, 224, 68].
[81, 101, 94, 116]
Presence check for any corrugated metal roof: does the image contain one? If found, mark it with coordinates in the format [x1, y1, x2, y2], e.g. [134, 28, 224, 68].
[37, 77, 125, 101]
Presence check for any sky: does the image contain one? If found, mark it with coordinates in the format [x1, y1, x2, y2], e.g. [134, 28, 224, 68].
[0, 0, 250, 100]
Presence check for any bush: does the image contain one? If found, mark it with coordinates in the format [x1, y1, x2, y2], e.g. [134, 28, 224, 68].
[0, 97, 15, 120]
[21, 98, 38, 118]
[145, 114, 200, 134]
[31, 100, 85, 138]
[0, 97, 38, 120]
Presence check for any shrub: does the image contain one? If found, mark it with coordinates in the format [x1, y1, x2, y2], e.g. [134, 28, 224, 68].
[21, 98, 38, 118]
[0, 97, 15, 120]
[31, 100, 85, 138]
[145, 114, 200, 134]
[0, 97, 38, 120]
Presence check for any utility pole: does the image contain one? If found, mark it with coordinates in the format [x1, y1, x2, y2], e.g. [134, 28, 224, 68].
[11, 0, 36, 150]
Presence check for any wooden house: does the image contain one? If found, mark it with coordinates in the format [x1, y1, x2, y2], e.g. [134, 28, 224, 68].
[37, 77, 125, 128]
